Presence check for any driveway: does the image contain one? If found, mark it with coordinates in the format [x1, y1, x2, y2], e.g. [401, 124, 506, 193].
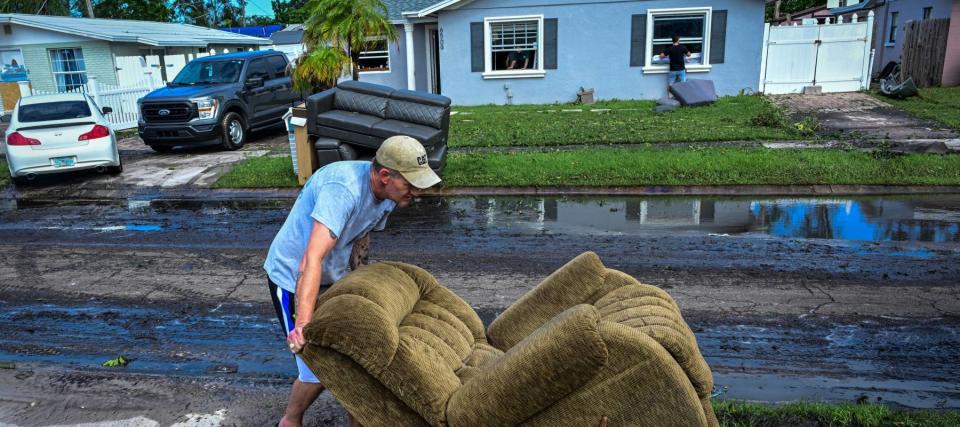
[6, 125, 290, 197]
[770, 92, 959, 141]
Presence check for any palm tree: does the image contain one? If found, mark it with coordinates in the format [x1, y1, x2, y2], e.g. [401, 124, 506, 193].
[293, 0, 398, 92]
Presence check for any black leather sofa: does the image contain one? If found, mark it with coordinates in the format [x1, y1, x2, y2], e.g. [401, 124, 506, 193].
[305, 81, 451, 174]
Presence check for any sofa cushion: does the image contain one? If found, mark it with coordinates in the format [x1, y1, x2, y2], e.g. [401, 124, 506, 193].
[386, 99, 446, 129]
[334, 90, 389, 118]
[338, 80, 396, 97]
[371, 119, 443, 146]
[316, 110, 383, 134]
[391, 89, 451, 107]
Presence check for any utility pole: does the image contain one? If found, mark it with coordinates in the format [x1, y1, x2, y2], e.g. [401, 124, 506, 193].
[85, 0, 95, 18]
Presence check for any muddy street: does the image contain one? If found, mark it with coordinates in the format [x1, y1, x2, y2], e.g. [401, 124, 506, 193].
[1, 195, 959, 425]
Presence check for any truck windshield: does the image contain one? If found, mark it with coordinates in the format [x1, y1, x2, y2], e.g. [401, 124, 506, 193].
[171, 60, 244, 85]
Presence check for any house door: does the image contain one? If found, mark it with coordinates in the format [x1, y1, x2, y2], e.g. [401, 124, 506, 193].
[426, 25, 441, 94]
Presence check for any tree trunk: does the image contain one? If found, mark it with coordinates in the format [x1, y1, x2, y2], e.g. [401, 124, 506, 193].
[774, 0, 781, 20]
[350, 42, 361, 81]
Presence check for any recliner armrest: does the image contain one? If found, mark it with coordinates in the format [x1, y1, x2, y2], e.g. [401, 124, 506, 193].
[487, 251, 608, 350]
[306, 88, 336, 133]
[448, 305, 608, 427]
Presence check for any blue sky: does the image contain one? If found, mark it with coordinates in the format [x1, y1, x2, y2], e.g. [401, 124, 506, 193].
[246, 0, 275, 18]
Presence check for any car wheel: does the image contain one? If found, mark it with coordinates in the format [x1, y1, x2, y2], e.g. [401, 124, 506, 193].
[150, 145, 173, 153]
[220, 112, 246, 151]
[108, 158, 123, 175]
[11, 176, 29, 186]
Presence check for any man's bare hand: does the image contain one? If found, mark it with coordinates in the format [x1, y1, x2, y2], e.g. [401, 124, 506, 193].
[287, 326, 306, 354]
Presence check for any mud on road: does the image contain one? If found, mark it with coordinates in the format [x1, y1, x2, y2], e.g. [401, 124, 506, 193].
[1, 195, 959, 425]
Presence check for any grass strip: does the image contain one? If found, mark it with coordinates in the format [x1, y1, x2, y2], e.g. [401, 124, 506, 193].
[0, 159, 8, 187]
[213, 155, 298, 188]
[872, 87, 960, 130]
[213, 148, 960, 188]
[715, 400, 960, 427]
[442, 147, 960, 187]
[449, 96, 802, 148]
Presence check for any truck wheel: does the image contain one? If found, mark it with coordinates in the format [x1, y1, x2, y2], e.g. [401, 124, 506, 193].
[220, 112, 246, 151]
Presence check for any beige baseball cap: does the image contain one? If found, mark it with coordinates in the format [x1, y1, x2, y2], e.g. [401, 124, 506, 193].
[375, 135, 441, 189]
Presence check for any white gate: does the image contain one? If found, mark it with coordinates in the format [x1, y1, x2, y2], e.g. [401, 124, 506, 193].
[163, 54, 188, 81]
[115, 55, 163, 87]
[760, 12, 875, 94]
[89, 77, 157, 130]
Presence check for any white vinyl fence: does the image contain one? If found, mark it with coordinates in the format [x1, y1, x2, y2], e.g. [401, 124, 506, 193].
[18, 76, 159, 130]
[759, 12, 876, 94]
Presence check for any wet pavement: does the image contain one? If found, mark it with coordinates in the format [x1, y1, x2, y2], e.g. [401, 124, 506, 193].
[1, 195, 959, 425]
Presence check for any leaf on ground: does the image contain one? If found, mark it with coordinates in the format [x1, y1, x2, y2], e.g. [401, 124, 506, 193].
[101, 355, 129, 367]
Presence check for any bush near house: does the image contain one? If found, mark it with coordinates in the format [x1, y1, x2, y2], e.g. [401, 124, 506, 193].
[874, 87, 960, 130]
[448, 96, 803, 148]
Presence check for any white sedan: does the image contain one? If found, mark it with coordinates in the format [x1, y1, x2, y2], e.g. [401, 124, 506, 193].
[3, 93, 122, 184]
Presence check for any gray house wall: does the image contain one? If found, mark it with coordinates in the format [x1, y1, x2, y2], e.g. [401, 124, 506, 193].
[436, 0, 764, 105]
[872, 0, 953, 71]
[355, 24, 428, 91]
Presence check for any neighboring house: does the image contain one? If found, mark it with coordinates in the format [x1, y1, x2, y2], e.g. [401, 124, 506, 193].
[828, 0, 955, 79]
[219, 24, 285, 38]
[348, 0, 765, 105]
[0, 13, 271, 94]
[944, 0, 960, 86]
[269, 24, 306, 63]
[769, 4, 831, 25]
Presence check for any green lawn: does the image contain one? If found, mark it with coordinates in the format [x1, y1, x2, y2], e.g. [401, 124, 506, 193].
[213, 155, 298, 188]
[214, 148, 960, 188]
[715, 400, 960, 427]
[874, 86, 960, 130]
[0, 159, 8, 187]
[448, 96, 802, 148]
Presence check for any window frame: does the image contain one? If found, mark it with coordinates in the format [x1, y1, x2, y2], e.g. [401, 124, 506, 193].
[887, 11, 898, 46]
[643, 7, 713, 75]
[482, 14, 545, 79]
[48, 47, 88, 92]
[357, 35, 391, 74]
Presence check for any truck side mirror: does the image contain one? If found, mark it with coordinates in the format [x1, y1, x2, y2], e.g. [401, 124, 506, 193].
[245, 76, 264, 88]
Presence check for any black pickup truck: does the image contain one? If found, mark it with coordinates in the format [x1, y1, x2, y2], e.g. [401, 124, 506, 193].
[138, 50, 299, 152]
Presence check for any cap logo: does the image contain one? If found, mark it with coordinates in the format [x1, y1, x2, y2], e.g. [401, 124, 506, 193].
[417, 155, 427, 166]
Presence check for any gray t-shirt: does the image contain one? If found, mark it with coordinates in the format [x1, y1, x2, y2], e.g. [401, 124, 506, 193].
[264, 161, 395, 292]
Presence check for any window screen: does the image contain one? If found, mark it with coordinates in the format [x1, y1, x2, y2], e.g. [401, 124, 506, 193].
[490, 20, 538, 70]
[651, 14, 706, 66]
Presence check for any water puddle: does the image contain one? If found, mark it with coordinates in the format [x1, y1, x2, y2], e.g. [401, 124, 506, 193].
[3, 195, 960, 246]
[399, 195, 960, 243]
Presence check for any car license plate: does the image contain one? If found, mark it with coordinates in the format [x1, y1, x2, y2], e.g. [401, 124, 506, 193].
[51, 156, 76, 168]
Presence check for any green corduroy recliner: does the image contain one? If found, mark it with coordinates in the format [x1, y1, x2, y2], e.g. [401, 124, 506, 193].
[300, 252, 718, 427]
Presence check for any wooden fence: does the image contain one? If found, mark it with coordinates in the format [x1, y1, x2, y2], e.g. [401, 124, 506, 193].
[902, 18, 951, 88]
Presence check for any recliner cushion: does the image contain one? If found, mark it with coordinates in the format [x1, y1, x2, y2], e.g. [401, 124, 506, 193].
[386, 100, 446, 129]
[371, 119, 443, 146]
[316, 110, 384, 134]
[334, 90, 389, 118]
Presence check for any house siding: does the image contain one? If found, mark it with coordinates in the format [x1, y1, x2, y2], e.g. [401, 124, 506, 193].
[354, 24, 429, 92]
[21, 40, 117, 94]
[871, 0, 953, 74]
[436, 0, 764, 105]
[943, 0, 960, 86]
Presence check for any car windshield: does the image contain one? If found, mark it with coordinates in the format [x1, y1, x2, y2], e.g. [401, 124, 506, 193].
[18, 100, 91, 122]
[172, 60, 244, 85]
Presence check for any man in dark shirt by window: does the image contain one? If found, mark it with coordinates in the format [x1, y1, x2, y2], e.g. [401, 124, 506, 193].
[506, 48, 529, 69]
[660, 35, 691, 84]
